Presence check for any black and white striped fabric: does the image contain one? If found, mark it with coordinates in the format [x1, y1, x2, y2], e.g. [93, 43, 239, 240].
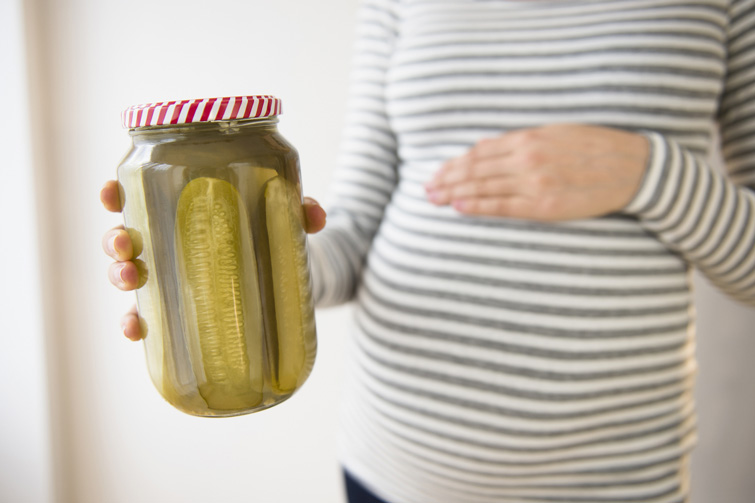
[308, 1, 755, 501]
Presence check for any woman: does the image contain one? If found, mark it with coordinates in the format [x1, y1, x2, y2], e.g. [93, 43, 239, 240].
[102, 0, 755, 501]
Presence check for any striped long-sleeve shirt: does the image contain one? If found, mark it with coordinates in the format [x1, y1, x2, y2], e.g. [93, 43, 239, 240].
[307, 1, 755, 502]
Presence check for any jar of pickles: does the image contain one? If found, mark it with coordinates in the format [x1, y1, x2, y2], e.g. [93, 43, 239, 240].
[118, 96, 316, 417]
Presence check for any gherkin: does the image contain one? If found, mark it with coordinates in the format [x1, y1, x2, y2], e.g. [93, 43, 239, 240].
[264, 176, 316, 393]
[175, 177, 264, 410]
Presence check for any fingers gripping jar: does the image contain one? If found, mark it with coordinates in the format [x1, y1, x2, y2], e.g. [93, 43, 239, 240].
[118, 96, 316, 417]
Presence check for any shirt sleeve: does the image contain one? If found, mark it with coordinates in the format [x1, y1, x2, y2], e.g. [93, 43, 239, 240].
[624, 0, 755, 306]
[307, 0, 400, 307]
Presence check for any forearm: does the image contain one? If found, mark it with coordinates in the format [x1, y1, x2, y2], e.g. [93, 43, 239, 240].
[308, 0, 400, 308]
[625, 132, 755, 305]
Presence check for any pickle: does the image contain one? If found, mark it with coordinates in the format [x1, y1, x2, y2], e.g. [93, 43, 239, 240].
[175, 177, 264, 410]
[117, 172, 169, 398]
[121, 166, 208, 414]
[264, 176, 316, 393]
[246, 167, 278, 210]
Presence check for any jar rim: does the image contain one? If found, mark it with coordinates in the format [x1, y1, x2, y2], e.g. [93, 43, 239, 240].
[122, 95, 281, 130]
[128, 117, 279, 138]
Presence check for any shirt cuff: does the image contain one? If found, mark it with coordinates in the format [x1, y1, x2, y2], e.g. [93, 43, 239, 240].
[623, 131, 676, 219]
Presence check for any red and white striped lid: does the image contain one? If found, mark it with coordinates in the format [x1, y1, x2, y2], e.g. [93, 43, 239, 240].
[122, 95, 282, 129]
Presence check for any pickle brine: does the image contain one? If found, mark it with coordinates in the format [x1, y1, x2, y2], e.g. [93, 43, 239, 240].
[175, 177, 265, 410]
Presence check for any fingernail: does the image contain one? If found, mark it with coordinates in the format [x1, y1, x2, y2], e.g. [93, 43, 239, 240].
[452, 199, 467, 211]
[116, 263, 128, 284]
[109, 234, 120, 256]
[121, 322, 128, 336]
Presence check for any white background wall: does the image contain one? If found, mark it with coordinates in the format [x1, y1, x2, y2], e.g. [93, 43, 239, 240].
[2, 0, 754, 502]
[0, 1, 53, 502]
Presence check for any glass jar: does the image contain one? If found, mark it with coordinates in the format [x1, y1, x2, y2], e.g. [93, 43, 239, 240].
[118, 96, 316, 417]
